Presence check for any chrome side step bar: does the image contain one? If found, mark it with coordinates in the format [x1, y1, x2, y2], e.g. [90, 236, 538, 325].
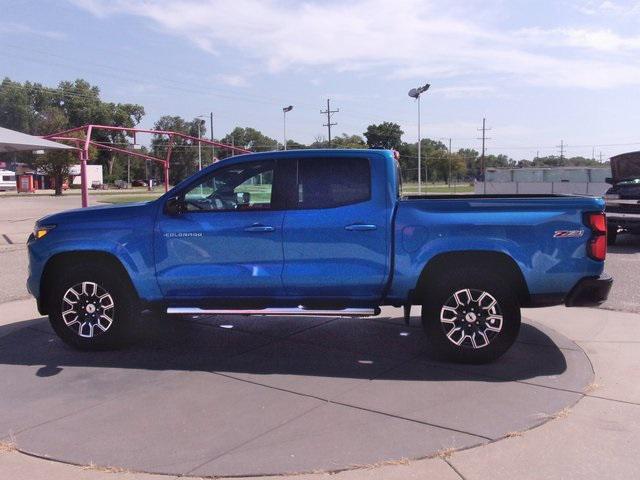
[166, 307, 379, 317]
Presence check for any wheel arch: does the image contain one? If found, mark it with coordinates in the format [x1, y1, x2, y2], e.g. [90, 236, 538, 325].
[39, 251, 138, 315]
[412, 250, 530, 306]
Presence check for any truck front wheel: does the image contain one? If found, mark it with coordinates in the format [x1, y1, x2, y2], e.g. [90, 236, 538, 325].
[422, 270, 521, 364]
[47, 263, 138, 350]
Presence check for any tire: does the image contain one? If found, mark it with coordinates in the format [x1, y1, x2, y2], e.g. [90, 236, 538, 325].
[422, 268, 521, 364]
[607, 225, 617, 246]
[47, 263, 138, 350]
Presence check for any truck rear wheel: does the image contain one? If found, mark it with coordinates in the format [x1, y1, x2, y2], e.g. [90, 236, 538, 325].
[47, 263, 138, 350]
[422, 269, 521, 364]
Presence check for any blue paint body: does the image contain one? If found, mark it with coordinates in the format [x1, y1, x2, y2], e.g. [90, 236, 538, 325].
[27, 149, 605, 309]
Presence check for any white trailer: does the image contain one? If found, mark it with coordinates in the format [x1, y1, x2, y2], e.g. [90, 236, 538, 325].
[0, 169, 16, 191]
[69, 164, 104, 188]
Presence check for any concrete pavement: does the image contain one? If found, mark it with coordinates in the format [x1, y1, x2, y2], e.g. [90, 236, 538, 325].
[1, 300, 638, 478]
[2, 195, 639, 478]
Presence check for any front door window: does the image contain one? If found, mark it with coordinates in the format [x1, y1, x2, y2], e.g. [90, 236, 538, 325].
[183, 160, 274, 212]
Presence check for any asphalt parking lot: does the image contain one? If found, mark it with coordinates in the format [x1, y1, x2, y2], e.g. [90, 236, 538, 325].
[603, 233, 640, 313]
[0, 195, 102, 304]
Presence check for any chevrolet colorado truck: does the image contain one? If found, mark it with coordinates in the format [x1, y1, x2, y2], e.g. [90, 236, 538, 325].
[27, 149, 612, 363]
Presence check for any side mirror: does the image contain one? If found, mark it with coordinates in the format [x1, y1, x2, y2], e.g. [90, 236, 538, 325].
[605, 177, 614, 185]
[165, 196, 185, 215]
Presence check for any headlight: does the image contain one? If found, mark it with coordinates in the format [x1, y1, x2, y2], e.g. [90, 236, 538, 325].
[33, 225, 55, 239]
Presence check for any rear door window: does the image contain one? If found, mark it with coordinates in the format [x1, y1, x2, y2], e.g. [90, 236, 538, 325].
[296, 157, 370, 209]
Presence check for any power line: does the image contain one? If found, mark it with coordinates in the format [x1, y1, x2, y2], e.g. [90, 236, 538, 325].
[0, 44, 391, 126]
[320, 98, 339, 147]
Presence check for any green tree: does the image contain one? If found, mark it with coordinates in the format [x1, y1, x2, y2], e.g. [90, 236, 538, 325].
[0, 77, 35, 132]
[363, 122, 404, 149]
[457, 148, 479, 178]
[52, 79, 145, 177]
[285, 139, 306, 150]
[218, 127, 279, 159]
[484, 154, 513, 168]
[33, 107, 74, 195]
[310, 133, 366, 149]
[0, 78, 145, 180]
[152, 116, 207, 185]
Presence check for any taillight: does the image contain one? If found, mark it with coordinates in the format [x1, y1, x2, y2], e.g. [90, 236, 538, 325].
[585, 212, 607, 261]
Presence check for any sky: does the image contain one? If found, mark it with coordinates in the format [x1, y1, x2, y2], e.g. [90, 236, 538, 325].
[1, 0, 640, 160]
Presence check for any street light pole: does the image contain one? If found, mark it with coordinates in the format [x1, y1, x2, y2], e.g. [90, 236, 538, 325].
[408, 83, 430, 195]
[417, 95, 422, 194]
[282, 105, 293, 150]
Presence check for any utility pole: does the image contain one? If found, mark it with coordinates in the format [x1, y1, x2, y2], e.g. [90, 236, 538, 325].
[599, 151, 603, 162]
[447, 138, 452, 187]
[477, 118, 491, 193]
[557, 140, 565, 164]
[320, 99, 338, 147]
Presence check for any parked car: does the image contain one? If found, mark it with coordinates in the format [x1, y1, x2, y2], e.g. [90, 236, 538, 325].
[605, 151, 640, 245]
[27, 149, 611, 363]
[131, 179, 147, 187]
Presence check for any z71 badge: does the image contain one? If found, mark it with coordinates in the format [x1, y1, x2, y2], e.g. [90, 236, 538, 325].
[553, 230, 584, 238]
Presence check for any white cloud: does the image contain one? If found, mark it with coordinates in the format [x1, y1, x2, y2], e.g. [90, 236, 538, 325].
[213, 74, 250, 88]
[69, 0, 640, 89]
[517, 27, 640, 52]
[0, 22, 66, 40]
[433, 85, 497, 99]
[575, 0, 640, 16]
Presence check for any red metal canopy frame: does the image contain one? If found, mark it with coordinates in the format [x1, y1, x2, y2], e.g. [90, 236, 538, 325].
[44, 124, 250, 208]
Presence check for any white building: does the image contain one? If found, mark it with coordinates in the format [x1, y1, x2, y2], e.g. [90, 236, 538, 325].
[476, 167, 610, 196]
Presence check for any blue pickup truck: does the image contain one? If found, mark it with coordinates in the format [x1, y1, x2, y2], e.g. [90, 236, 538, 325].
[27, 149, 612, 363]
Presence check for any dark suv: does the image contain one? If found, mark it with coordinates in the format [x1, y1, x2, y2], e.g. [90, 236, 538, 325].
[605, 151, 640, 245]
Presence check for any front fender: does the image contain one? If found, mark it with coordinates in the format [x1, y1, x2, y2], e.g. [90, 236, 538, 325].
[28, 218, 162, 302]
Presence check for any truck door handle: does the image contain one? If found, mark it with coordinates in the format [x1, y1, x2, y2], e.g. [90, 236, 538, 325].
[244, 224, 275, 233]
[345, 223, 377, 231]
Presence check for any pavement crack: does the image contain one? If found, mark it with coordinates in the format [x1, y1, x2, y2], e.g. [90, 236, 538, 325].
[577, 340, 640, 344]
[444, 458, 466, 480]
[209, 370, 492, 442]
[185, 403, 324, 475]
[585, 394, 640, 407]
[9, 371, 183, 438]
